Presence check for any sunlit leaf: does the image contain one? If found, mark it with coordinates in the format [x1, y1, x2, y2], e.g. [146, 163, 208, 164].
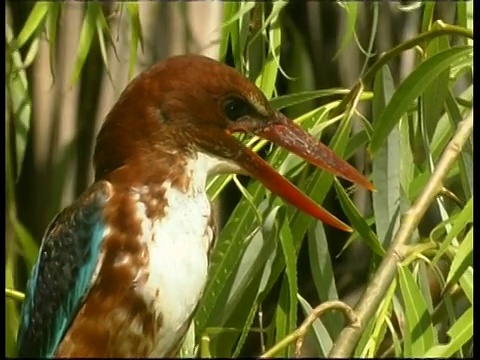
[369, 46, 473, 154]
[398, 266, 436, 356]
[424, 307, 473, 357]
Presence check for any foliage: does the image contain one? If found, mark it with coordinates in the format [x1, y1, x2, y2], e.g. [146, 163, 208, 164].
[6, 1, 473, 358]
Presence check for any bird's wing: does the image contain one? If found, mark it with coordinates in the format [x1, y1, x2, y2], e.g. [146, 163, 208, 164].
[16, 181, 112, 358]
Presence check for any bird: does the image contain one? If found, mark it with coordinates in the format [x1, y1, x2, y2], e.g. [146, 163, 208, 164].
[16, 54, 374, 358]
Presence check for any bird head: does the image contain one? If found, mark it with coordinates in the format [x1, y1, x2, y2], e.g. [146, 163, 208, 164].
[94, 55, 374, 232]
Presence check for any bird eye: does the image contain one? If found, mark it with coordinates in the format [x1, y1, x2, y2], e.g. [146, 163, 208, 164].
[223, 97, 250, 121]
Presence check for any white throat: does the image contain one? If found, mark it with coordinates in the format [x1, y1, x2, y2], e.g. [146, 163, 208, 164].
[131, 152, 238, 356]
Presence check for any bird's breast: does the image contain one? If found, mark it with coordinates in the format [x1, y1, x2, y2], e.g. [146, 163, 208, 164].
[55, 180, 215, 358]
[133, 183, 214, 356]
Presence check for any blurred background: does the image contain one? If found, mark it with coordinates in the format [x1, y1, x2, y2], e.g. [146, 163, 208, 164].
[6, 1, 473, 357]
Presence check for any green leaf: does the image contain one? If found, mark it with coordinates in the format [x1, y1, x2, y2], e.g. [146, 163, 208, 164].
[12, 219, 39, 273]
[254, 5, 281, 99]
[307, 222, 342, 336]
[458, 266, 473, 304]
[398, 266, 436, 357]
[445, 227, 473, 288]
[372, 65, 401, 247]
[354, 312, 378, 357]
[432, 197, 472, 264]
[70, 2, 99, 85]
[15, 2, 50, 49]
[126, 3, 143, 80]
[215, 205, 279, 326]
[46, 3, 61, 79]
[6, 253, 19, 357]
[6, 25, 32, 179]
[274, 277, 291, 357]
[333, 2, 357, 59]
[297, 294, 333, 357]
[334, 179, 385, 256]
[231, 300, 258, 357]
[218, 3, 236, 61]
[424, 307, 473, 357]
[271, 89, 372, 111]
[278, 209, 298, 357]
[421, 22, 450, 141]
[420, 2, 435, 33]
[444, 90, 473, 199]
[360, 279, 397, 357]
[179, 322, 196, 358]
[369, 46, 473, 154]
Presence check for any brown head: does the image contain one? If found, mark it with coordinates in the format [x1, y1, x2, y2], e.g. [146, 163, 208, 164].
[94, 55, 374, 231]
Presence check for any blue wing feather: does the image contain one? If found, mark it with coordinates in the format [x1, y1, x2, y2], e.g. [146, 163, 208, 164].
[17, 181, 112, 358]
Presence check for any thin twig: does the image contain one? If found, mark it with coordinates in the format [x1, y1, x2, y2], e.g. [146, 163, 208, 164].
[260, 300, 358, 358]
[329, 110, 473, 357]
[6, 288, 25, 302]
[439, 187, 464, 208]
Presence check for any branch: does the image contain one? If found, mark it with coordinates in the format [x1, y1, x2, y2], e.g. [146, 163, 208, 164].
[260, 300, 358, 358]
[5, 288, 25, 302]
[329, 110, 473, 357]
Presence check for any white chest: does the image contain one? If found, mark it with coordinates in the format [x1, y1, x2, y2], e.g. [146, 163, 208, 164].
[135, 184, 213, 357]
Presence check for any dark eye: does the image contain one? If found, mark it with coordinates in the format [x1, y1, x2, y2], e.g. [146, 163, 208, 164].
[223, 97, 250, 121]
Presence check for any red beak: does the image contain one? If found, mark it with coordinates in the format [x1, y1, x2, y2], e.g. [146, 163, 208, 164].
[238, 112, 374, 232]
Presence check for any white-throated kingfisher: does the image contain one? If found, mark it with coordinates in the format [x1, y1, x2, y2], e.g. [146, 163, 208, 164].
[16, 55, 374, 358]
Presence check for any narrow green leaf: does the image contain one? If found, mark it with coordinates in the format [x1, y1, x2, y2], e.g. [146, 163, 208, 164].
[444, 90, 473, 199]
[126, 3, 143, 80]
[307, 222, 342, 336]
[333, 2, 357, 59]
[344, 130, 369, 161]
[354, 312, 378, 357]
[458, 266, 473, 304]
[231, 301, 259, 357]
[70, 2, 98, 85]
[278, 209, 298, 357]
[334, 179, 385, 256]
[6, 25, 32, 179]
[179, 322, 196, 358]
[372, 65, 401, 247]
[218, 3, 237, 61]
[274, 277, 290, 357]
[369, 46, 473, 154]
[246, 1, 288, 51]
[6, 252, 20, 356]
[195, 186, 270, 332]
[217, 205, 280, 325]
[254, 5, 281, 99]
[398, 266, 436, 357]
[15, 2, 50, 48]
[432, 197, 472, 264]
[297, 294, 333, 357]
[445, 227, 473, 287]
[422, 22, 450, 141]
[12, 219, 39, 272]
[271, 89, 372, 111]
[420, 2, 435, 33]
[47, 3, 61, 79]
[361, 279, 397, 357]
[424, 307, 473, 357]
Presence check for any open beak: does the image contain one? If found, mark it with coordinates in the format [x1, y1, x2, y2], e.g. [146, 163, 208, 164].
[237, 112, 374, 232]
